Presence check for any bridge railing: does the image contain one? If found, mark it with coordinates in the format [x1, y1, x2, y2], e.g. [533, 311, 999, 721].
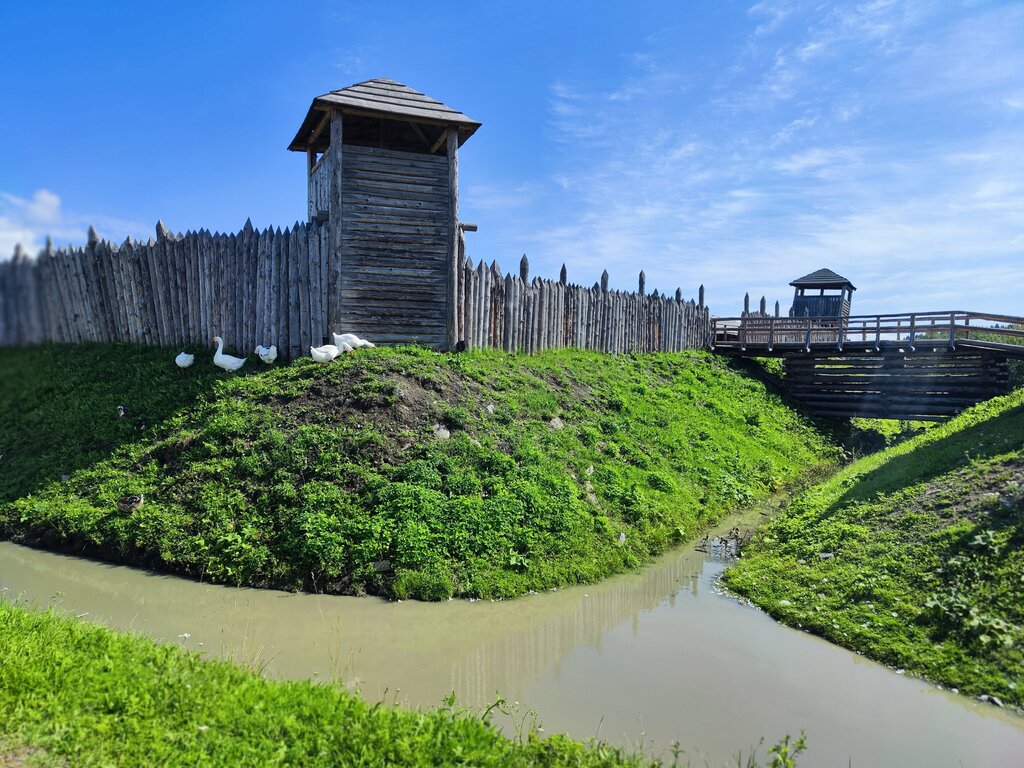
[711, 310, 1024, 354]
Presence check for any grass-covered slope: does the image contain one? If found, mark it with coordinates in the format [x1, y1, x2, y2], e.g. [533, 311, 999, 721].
[725, 390, 1024, 707]
[0, 344, 834, 600]
[0, 344, 225, 503]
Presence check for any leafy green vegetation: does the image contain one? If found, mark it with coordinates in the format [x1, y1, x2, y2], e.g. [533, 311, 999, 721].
[725, 390, 1024, 708]
[0, 344, 835, 601]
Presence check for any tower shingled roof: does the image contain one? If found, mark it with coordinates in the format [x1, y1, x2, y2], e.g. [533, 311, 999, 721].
[288, 78, 481, 151]
[789, 268, 856, 290]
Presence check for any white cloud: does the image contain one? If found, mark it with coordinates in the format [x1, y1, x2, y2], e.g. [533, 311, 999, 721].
[0, 189, 149, 259]
[467, 3, 1024, 316]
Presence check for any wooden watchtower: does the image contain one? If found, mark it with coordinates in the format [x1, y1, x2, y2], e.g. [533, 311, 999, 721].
[288, 78, 481, 349]
[789, 269, 855, 318]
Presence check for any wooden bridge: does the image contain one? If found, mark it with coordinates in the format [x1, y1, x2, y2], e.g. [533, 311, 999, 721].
[711, 311, 1024, 421]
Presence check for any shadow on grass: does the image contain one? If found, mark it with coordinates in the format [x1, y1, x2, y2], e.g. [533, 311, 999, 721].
[831, 402, 1024, 511]
[0, 343, 259, 504]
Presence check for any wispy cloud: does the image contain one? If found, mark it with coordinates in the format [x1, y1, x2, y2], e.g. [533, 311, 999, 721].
[502, 1, 1024, 315]
[0, 189, 150, 258]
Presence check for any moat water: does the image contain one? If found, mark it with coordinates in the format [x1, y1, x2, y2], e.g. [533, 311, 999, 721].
[2, 510, 1022, 766]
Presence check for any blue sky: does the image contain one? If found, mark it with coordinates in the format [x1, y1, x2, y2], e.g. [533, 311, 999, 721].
[1, 0, 1022, 315]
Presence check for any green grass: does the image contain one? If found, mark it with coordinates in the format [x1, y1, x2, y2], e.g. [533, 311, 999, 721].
[0, 344, 836, 601]
[0, 343, 225, 503]
[725, 389, 1024, 708]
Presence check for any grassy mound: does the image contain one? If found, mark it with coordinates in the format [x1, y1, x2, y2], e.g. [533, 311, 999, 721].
[0, 344, 834, 600]
[725, 390, 1024, 708]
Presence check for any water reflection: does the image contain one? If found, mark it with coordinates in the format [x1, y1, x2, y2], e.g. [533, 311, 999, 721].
[2, 514, 1023, 767]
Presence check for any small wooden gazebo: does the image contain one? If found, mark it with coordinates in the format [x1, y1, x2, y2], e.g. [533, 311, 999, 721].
[288, 78, 481, 349]
[789, 268, 855, 318]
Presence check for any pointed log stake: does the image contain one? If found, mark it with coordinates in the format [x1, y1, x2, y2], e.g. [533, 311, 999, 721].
[775, 300, 780, 317]
[760, 296, 767, 315]
[87, 226, 100, 247]
[638, 270, 646, 296]
[559, 264, 567, 285]
[45, 236, 54, 256]
[155, 220, 171, 241]
[698, 284, 705, 308]
[675, 287, 682, 302]
[601, 270, 609, 292]
[519, 254, 529, 282]
[744, 292, 750, 315]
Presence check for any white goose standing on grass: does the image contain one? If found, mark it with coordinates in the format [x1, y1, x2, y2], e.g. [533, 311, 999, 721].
[255, 345, 278, 364]
[211, 336, 247, 372]
[310, 344, 341, 363]
[175, 352, 194, 368]
[333, 332, 375, 349]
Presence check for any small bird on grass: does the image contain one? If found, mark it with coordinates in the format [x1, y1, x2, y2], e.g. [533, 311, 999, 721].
[116, 405, 131, 418]
[175, 352, 195, 368]
[117, 493, 144, 513]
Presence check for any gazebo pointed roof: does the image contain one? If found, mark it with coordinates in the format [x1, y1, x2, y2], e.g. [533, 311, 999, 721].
[789, 268, 856, 291]
[288, 78, 481, 151]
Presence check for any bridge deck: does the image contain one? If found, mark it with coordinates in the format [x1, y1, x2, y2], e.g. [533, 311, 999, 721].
[710, 311, 1022, 421]
[711, 310, 1024, 359]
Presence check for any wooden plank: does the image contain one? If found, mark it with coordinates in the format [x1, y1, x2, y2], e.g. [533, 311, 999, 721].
[123, 241, 143, 343]
[288, 226, 301, 359]
[144, 238, 164, 347]
[235, 232, 246, 349]
[239, 222, 252, 350]
[166, 232, 183, 346]
[101, 240, 122, 341]
[158, 231, 178, 346]
[318, 220, 329, 342]
[190, 232, 202, 344]
[305, 222, 319, 345]
[273, 228, 285, 350]
[328, 110, 344, 336]
[444, 128, 456, 352]
[109, 241, 129, 341]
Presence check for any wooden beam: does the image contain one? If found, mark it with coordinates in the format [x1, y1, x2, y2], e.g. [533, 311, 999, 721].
[447, 127, 458, 350]
[328, 109, 344, 334]
[408, 121, 432, 148]
[429, 130, 448, 154]
[310, 110, 331, 143]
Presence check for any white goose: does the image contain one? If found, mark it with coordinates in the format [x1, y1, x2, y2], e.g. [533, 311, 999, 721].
[254, 345, 278, 364]
[332, 332, 375, 349]
[211, 336, 247, 372]
[309, 344, 341, 363]
[175, 352, 194, 368]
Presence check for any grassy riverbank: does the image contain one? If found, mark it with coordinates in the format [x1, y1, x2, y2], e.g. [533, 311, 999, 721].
[0, 601, 645, 767]
[0, 601, 811, 767]
[726, 389, 1024, 709]
[0, 344, 836, 600]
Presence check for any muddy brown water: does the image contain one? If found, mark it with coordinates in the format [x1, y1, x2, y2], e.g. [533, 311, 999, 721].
[2, 511, 1023, 767]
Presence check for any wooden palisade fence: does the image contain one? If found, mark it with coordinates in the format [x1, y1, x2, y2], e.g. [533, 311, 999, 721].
[0, 220, 332, 361]
[0, 221, 711, 358]
[455, 238, 710, 354]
